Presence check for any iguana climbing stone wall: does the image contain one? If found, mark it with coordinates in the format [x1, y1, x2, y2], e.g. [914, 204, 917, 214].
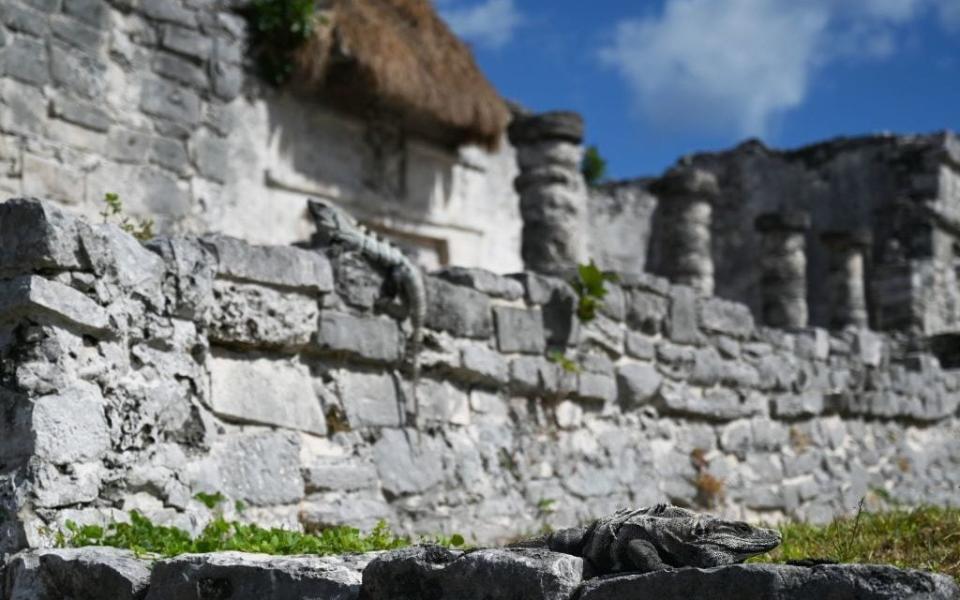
[1, 198, 959, 556]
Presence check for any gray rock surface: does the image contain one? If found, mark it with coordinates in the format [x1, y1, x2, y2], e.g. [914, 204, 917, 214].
[146, 552, 375, 600]
[3, 547, 151, 600]
[575, 563, 960, 600]
[360, 545, 583, 600]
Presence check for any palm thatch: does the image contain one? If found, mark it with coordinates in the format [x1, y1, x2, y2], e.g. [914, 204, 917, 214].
[292, 0, 510, 150]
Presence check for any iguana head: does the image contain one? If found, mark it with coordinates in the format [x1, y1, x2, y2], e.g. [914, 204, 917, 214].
[308, 199, 355, 234]
[632, 505, 782, 568]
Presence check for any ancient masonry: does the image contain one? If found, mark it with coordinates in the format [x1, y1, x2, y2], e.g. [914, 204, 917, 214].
[1, 197, 959, 560]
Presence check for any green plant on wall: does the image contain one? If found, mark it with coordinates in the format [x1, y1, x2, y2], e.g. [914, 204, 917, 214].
[100, 193, 155, 242]
[547, 349, 579, 374]
[573, 261, 618, 323]
[581, 145, 607, 186]
[245, 0, 319, 85]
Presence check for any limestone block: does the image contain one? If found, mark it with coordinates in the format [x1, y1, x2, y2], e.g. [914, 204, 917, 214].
[373, 429, 445, 496]
[140, 77, 201, 125]
[581, 314, 624, 356]
[329, 252, 385, 310]
[49, 96, 111, 132]
[5, 36, 48, 86]
[657, 382, 764, 421]
[302, 457, 379, 493]
[161, 24, 213, 61]
[361, 546, 583, 600]
[459, 344, 509, 385]
[145, 236, 215, 320]
[32, 461, 104, 509]
[855, 329, 884, 367]
[434, 266, 524, 300]
[699, 297, 755, 339]
[31, 382, 110, 464]
[203, 431, 304, 507]
[0, 199, 87, 276]
[555, 400, 583, 429]
[209, 353, 326, 435]
[774, 392, 824, 418]
[617, 362, 662, 408]
[3, 548, 151, 600]
[575, 563, 959, 600]
[0, 276, 110, 333]
[625, 332, 655, 360]
[315, 311, 401, 362]
[424, 277, 493, 339]
[140, 0, 197, 27]
[21, 155, 85, 205]
[78, 222, 166, 307]
[493, 306, 546, 354]
[210, 281, 318, 349]
[203, 235, 333, 293]
[299, 490, 394, 532]
[417, 378, 470, 426]
[577, 371, 616, 403]
[626, 289, 668, 335]
[50, 14, 103, 53]
[336, 370, 402, 428]
[146, 552, 370, 600]
[667, 285, 701, 344]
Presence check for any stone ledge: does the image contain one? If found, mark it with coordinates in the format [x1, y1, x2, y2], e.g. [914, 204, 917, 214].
[202, 234, 333, 293]
[575, 563, 960, 600]
[0, 198, 87, 276]
[0, 275, 109, 334]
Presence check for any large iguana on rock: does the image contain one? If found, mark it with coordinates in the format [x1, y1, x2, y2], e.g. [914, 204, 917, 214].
[308, 199, 425, 429]
[510, 504, 782, 577]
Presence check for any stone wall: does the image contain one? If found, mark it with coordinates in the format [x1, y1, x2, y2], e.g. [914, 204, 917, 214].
[2, 198, 959, 555]
[0, 0, 522, 272]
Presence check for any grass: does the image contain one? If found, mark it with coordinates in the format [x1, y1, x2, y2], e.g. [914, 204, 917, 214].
[753, 505, 960, 581]
[57, 510, 464, 558]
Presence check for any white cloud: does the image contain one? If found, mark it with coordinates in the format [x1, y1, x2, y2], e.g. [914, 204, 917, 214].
[599, 0, 952, 137]
[437, 0, 523, 49]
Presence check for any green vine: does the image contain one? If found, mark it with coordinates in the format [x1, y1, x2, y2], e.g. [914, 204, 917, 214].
[244, 0, 320, 85]
[100, 193, 155, 242]
[581, 145, 608, 186]
[572, 261, 618, 323]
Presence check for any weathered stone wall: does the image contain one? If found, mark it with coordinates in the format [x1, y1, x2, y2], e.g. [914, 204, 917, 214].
[0, 0, 522, 272]
[2, 198, 959, 555]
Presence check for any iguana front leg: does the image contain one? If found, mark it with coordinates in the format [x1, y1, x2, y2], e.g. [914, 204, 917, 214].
[625, 539, 671, 573]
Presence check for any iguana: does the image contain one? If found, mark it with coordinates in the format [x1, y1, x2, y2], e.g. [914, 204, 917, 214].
[509, 504, 782, 577]
[308, 199, 426, 430]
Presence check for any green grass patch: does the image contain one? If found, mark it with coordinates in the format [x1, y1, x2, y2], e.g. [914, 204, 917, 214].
[753, 505, 960, 581]
[57, 510, 465, 558]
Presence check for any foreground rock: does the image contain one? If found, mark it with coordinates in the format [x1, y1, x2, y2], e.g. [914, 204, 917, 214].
[575, 563, 960, 600]
[145, 551, 378, 600]
[360, 545, 583, 600]
[3, 547, 151, 600]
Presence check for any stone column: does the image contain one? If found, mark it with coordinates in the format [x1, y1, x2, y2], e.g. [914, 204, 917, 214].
[651, 167, 719, 295]
[820, 229, 871, 329]
[754, 211, 811, 328]
[508, 111, 588, 275]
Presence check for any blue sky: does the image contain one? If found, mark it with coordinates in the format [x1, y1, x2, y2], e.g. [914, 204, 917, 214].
[436, 0, 960, 180]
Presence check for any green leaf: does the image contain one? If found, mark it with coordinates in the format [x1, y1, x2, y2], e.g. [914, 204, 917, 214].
[194, 491, 227, 509]
[450, 534, 465, 547]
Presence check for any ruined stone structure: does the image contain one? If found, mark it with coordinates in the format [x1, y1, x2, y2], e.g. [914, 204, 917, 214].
[633, 133, 960, 336]
[0, 0, 522, 272]
[2, 199, 959, 557]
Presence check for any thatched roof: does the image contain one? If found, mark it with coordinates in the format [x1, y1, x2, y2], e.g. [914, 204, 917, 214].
[293, 0, 511, 150]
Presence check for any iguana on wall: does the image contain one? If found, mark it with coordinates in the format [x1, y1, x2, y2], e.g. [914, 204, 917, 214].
[308, 199, 426, 430]
[510, 504, 782, 577]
